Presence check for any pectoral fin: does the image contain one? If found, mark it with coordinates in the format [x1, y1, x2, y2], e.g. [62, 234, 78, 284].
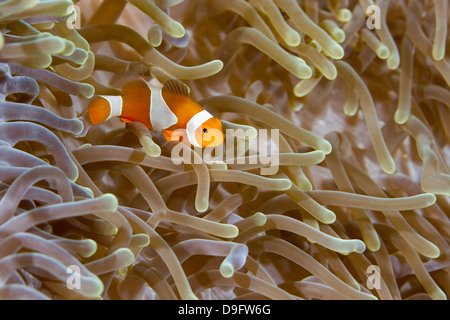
[162, 128, 187, 143]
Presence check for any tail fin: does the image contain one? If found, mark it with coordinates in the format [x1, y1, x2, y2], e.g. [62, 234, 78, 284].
[77, 96, 112, 137]
[86, 96, 111, 125]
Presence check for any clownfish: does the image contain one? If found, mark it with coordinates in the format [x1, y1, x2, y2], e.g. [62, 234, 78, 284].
[86, 79, 224, 148]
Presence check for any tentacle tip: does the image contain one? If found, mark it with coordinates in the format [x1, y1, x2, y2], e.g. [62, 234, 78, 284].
[324, 68, 337, 80]
[337, 8, 352, 22]
[424, 193, 437, 206]
[195, 200, 209, 213]
[381, 159, 396, 175]
[315, 151, 326, 163]
[211, 59, 224, 72]
[318, 208, 336, 224]
[366, 240, 381, 252]
[252, 212, 267, 226]
[71, 118, 85, 135]
[377, 46, 390, 60]
[224, 225, 239, 239]
[286, 32, 301, 47]
[144, 143, 161, 157]
[355, 241, 367, 253]
[100, 193, 119, 212]
[68, 167, 79, 182]
[320, 140, 333, 155]
[116, 248, 135, 267]
[170, 22, 186, 38]
[79, 239, 98, 258]
[432, 47, 445, 62]
[394, 110, 409, 125]
[296, 180, 313, 191]
[82, 277, 105, 298]
[80, 84, 95, 99]
[279, 179, 293, 191]
[329, 44, 345, 60]
[387, 55, 400, 70]
[219, 261, 234, 278]
[138, 234, 151, 247]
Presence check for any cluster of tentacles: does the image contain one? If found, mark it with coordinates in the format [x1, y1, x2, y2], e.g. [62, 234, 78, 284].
[0, 0, 448, 300]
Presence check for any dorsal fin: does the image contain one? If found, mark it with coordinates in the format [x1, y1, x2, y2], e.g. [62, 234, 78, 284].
[121, 79, 151, 96]
[202, 104, 220, 118]
[162, 79, 190, 97]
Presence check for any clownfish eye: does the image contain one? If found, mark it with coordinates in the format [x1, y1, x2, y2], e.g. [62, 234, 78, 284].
[203, 128, 208, 133]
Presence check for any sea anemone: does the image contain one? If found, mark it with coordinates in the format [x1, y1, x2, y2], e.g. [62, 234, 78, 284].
[0, 0, 448, 300]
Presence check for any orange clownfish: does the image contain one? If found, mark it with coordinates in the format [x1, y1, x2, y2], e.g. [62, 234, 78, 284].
[87, 79, 224, 148]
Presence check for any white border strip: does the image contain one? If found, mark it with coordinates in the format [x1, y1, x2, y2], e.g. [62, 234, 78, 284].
[100, 95, 123, 120]
[186, 110, 213, 147]
[149, 85, 178, 131]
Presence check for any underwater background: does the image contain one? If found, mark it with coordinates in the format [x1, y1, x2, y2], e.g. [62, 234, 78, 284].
[0, 0, 448, 300]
